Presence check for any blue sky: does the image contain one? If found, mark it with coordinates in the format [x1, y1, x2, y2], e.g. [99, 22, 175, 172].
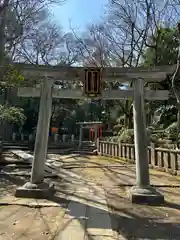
[50, 0, 108, 32]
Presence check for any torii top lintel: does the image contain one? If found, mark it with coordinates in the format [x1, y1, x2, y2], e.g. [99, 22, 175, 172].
[0, 63, 177, 82]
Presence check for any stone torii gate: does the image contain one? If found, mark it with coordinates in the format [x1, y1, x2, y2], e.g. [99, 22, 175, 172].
[6, 63, 176, 204]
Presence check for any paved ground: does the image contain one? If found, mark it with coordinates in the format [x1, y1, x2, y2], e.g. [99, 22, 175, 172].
[0, 152, 180, 239]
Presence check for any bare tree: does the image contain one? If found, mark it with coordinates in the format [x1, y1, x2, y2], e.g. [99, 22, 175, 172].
[60, 32, 81, 65]
[0, 0, 66, 62]
[103, 0, 180, 127]
[14, 19, 61, 64]
[71, 22, 113, 68]
[0, 0, 10, 64]
[104, 0, 155, 67]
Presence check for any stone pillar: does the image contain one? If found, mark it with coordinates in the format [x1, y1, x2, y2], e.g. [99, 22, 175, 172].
[129, 78, 164, 205]
[54, 133, 58, 142]
[78, 125, 83, 148]
[15, 78, 55, 199]
[21, 133, 24, 141]
[133, 79, 149, 187]
[96, 137, 100, 152]
[29, 134, 33, 141]
[62, 134, 66, 142]
[12, 132, 16, 141]
[71, 134, 75, 142]
[30, 79, 53, 183]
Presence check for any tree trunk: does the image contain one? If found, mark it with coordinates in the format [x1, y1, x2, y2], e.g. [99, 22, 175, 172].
[0, 12, 5, 80]
[3, 87, 8, 105]
[0, 1, 9, 81]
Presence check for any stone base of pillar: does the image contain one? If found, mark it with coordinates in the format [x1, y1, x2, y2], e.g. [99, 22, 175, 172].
[128, 186, 164, 205]
[15, 181, 56, 199]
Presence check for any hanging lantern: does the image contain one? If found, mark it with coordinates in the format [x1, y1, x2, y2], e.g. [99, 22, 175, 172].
[84, 68, 102, 98]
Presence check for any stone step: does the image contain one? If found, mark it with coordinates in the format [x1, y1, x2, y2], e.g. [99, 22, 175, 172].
[72, 151, 96, 155]
[78, 148, 96, 151]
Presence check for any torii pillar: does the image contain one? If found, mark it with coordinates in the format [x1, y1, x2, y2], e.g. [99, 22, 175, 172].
[128, 78, 164, 204]
[15, 78, 56, 198]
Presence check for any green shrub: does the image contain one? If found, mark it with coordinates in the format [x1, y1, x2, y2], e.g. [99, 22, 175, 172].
[108, 127, 153, 144]
[119, 128, 134, 143]
[150, 133, 161, 142]
[165, 122, 179, 141]
[113, 123, 123, 134]
[0, 105, 26, 125]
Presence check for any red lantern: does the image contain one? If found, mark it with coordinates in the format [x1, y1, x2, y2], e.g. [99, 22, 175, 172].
[52, 127, 57, 134]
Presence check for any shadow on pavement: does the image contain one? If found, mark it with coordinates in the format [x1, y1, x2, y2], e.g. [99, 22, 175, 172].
[49, 190, 180, 240]
[0, 158, 180, 239]
[49, 168, 180, 240]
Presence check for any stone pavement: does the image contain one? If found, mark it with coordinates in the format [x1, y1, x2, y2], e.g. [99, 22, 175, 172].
[55, 184, 117, 240]
[0, 153, 180, 239]
[52, 155, 180, 239]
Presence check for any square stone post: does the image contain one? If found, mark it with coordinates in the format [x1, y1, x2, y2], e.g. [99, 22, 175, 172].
[78, 125, 83, 148]
[15, 78, 55, 199]
[128, 78, 164, 205]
